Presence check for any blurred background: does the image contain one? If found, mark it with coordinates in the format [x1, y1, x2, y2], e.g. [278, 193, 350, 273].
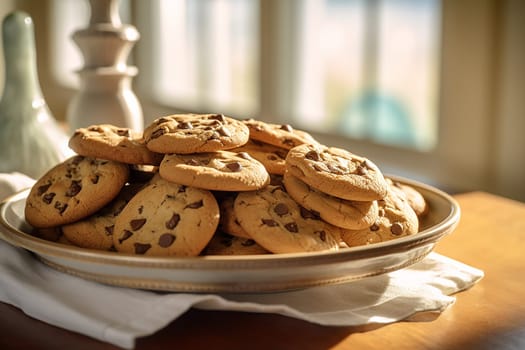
[1, 0, 524, 201]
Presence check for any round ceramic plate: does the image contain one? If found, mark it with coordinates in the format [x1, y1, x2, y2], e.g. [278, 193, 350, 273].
[0, 176, 460, 293]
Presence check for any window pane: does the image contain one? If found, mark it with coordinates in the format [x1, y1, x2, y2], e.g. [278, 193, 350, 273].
[291, 0, 441, 151]
[154, 0, 259, 116]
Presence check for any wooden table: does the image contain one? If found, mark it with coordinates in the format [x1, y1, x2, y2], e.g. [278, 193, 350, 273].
[1, 191, 525, 349]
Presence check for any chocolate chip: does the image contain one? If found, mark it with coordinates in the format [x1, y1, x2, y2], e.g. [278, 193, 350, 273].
[284, 222, 298, 233]
[316, 230, 327, 242]
[226, 162, 242, 172]
[370, 223, 380, 231]
[90, 174, 100, 184]
[118, 230, 133, 243]
[261, 219, 279, 227]
[283, 139, 295, 147]
[130, 218, 147, 230]
[166, 213, 180, 229]
[357, 165, 368, 175]
[37, 183, 51, 195]
[280, 124, 293, 132]
[241, 239, 256, 247]
[220, 237, 233, 247]
[300, 207, 320, 220]
[305, 150, 320, 161]
[177, 121, 193, 129]
[273, 203, 289, 216]
[185, 200, 203, 209]
[54, 201, 67, 214]
[178, 186, 187, 193]
[313, 164, 324, 172]
[116, 128, 130, 137]
[150, 128, 166, 139]
[378, 208, 385, 217]
[158, 233, 176, 247]
[71, 156, 84, 165]
[105, 225, 114, 236]
[391, 222, 404, 235]
[42, 192, 55, 204]
[66, 180, 82, 197]
[209, 114, 226, 122]
[138, 205, 144, 214]
[134, 243, 151, 254]
[157, 117, 171, 124]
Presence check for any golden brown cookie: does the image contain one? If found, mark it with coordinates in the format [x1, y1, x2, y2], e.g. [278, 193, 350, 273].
[61, 183, 145, 251]
[143, 113, 250, 154]
[340, 185, 419, 247]
[232, 139, 288, 175]
[113, 178, 219, 256]
[233, 185, 341, 254]
[283, 171, 379, 230]
[217, 192, 252, 238]
[243, 118, 319, 150]
[159, 150, 270, 191]
[387, 178, 429, 217]
[68, 124, 163, 165]
[285, 143, 388, 201]
[25, 156, 129, 228]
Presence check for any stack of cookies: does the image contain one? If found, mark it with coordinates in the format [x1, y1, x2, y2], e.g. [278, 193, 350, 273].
[24, 113, 428, 257]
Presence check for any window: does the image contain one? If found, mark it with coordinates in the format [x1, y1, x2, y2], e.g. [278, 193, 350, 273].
[152, 0, 259, 116]
[48, 0, 520, 199]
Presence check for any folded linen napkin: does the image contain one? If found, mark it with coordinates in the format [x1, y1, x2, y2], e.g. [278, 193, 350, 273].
[0, 173, 484, 349]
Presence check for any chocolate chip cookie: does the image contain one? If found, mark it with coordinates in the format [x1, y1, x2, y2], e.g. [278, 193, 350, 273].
[283, 171, 379, 230]
[233, 185, 341, 254]
[61, 182, 145, 251]
[285, 143, 388, 201]
[25, 156, 129, 228]
[113, 178, 219, 256]
[232, 139, 288, 175]
[242, 118, 319, 150]
[159, 150, 270, 191]
[68, 124, 163, 165]
[340, 184, 419, 246]
[143, 113, 250, 154]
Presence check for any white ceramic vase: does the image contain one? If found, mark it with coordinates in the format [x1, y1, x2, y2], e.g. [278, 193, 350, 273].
[66, 0, 143, 132]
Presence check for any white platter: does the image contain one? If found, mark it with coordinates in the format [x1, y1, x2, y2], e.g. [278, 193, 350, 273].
[0, 176, 460, 293]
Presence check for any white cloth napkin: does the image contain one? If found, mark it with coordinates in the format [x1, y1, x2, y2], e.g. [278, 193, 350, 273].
[0, 173, 484, 349]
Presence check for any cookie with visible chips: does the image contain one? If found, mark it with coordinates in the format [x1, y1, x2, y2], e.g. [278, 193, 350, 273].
[159, 150, 270, 191]
[242, 118, 319, 150]
[340, 184, 419, 247]
[285, 143, 388, 201]
[217, 192, 252, 238]
[113, 178, 219, 256]
[232, 139, 288, 175]
[68, 124, 163, 165]
[283, 171, 379, 230]
[233, 185, 341, 254]
[387, 178, 429, 217]
[61, 182, 145, 251]
[143, 113, 250, 154]
[25, 156, 129, 228]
